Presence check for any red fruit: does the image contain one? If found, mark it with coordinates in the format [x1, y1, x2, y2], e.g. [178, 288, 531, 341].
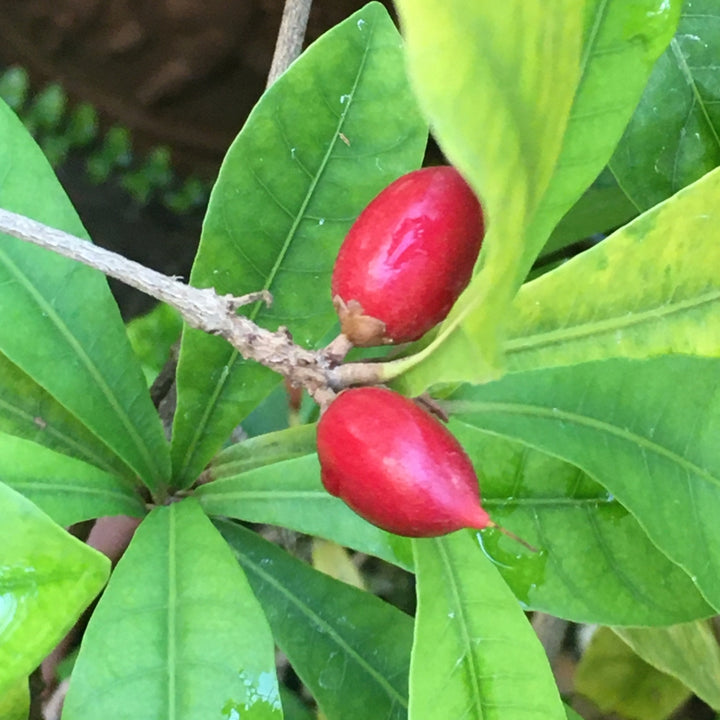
[316, 386, 492, 537]
[332, 166, 484, 346]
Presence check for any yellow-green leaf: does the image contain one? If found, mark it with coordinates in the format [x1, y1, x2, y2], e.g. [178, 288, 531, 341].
[391, 0, 583, 392]
[0, 677, 29, 720]
[575, 627, 691, 720]
[506, 165, 720, 371]
[410, 533, 566, 720]
[614, 622, 720, 711]
[526, 0, 680, 257]
[311, 539, 365, 589]
[0, 482, 110, 695]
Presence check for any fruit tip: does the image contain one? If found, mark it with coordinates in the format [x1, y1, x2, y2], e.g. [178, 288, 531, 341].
[486, 521, 537, 553]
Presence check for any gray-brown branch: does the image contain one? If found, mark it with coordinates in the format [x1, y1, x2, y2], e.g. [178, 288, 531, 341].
[267, 0, 314, 87]
[0, 208, 380, 404]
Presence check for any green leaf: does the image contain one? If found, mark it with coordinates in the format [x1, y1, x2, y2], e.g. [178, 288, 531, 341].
[125, 302, 182, 385]
[540, 168, 637, 262]
[202, 421, 712, 625]
[564, 705, 583, 720]
[0, 677, 29, 720]
[0, 432, 145, 526]
[611, 1, 720, 211]
[450, 424, 712, 625]
[0, 100, 170, 491]
[389, 0, 681, 393]
[0, 352, 135, 478]
[526, 0, 680, 265]
[63, 499, 281, 720]
[409, 532, 565, 720]
[389, 1, 583, 391]
[614, 621, 720, 710]
[575, 627, 690, 720]
[209, 423, 319, 474]
[447, 356, 720, 611]
[240, 383, 294, 437]
[198, 426, 413, 570]
[279, 686, 315, 720]
[0, 482, 110, 695]
[396, 0, 583, 281]
[506, 166, 720, 372]
[171, 2, 428, 486]
[218, 520, 413, 720]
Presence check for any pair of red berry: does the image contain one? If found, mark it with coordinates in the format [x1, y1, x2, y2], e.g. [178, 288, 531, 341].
[316, 166, 496, 538]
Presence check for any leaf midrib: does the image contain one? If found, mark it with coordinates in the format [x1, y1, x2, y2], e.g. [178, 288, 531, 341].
[167, 508, 178, 720]
[433, 538, 484, 719]
[670, 36, 720, 157]
[0, 392, 129, 478]
[176, 19, 376, 482]
[239, 547, 408, 710]
[200, 485, 616, 509]
[9, 479, 139, 503]
[449, 400, 720, 490]
[505, 286, 720, 358]
[0, 250, 162, 485]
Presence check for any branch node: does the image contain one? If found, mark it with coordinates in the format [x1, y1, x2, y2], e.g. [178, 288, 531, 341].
[0, 206, 390, 408]
[323, 332, 354, 365]
[227, 288, 273, 311]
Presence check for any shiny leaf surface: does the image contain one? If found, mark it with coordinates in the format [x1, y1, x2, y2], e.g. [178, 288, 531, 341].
[448, 356, 720, 611]
[506, 166, 720, 371]
[219, 520, 413, 720]
[63, 499, 281, 720]
[410, 533, 565, 720]
[199, 435, 413, 570]
[0, 101, 169, 490]
[525, 0, 680, 267]
[0, 432, 144, 526]
[611, 0, 720, 210]
[451, 424, 712, 625]
[0, 483, 109, 694]
[390, 0, 682, 394]
[171, 3, 427, 486]
[203, 420, 710, 625]
[0, 352, 134, 478]
[390, 0, 583, 391]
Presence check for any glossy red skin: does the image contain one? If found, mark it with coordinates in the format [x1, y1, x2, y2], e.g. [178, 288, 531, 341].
[332, 166, 484, 344]
[316, 387, 492, 537]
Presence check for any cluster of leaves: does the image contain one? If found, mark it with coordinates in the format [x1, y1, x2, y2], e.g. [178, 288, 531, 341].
[1, 1, 720, 718]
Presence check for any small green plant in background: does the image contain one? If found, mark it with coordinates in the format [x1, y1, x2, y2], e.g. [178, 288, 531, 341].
[2, 2, 720, 719]
[0, 64, 210, 213]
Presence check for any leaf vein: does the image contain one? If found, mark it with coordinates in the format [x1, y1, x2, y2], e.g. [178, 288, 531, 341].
[239, 548, 408, 708]
[506, 287, 720, 356]
[0, 250, 160, 484]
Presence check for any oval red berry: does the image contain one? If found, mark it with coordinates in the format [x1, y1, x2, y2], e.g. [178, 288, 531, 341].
[332, 166, 484, 346]
[316, 387, 492, 537]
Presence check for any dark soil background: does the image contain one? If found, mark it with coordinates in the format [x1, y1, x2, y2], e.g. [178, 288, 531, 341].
[0, 0, 394, 317]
